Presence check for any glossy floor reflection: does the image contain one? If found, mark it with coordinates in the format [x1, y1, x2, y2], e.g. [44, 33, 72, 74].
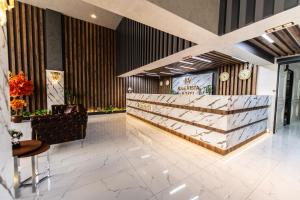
[19, 114, 300, 200]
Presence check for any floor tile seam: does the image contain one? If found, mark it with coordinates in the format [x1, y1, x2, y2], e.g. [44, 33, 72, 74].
[243, 160, 282, 200]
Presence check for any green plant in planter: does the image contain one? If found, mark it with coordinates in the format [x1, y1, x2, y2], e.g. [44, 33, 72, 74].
[8, 129, 23, 148]
[105, 105, 113, 113]
[34, 109, 49, 116]
[21, 110, 31, 117]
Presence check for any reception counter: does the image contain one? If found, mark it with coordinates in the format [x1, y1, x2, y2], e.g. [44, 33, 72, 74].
[126, 93, 271, 155]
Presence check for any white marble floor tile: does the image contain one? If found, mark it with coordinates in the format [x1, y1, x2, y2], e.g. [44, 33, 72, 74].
[18, 114, 300, 200]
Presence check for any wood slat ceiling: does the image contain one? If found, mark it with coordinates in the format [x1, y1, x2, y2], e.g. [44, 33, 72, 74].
[139, 51, 246, 77]
[247, 24, 300, 58]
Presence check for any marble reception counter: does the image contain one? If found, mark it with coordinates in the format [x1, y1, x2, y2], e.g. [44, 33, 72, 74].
[126, 93, 271, 155]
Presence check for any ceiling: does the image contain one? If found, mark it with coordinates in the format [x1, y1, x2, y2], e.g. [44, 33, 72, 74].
[139, 51, 245, 77]
[19, 0, 123, 30]
[246, 24, 300, 58]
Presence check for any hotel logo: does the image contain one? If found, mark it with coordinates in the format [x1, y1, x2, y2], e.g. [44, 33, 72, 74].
[184, 77, 192, 85]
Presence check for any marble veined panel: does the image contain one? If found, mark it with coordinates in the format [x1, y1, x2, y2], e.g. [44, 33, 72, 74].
[0, 26, 14, 199]
[127, 94, 271, 111]
[46, 70, 64, 111]
[127, 107, 227, 150]
[127, 100, 268, 131]
[127, 107, 267, 150]
[228, 95, 271, 110]
[226, 120, 267, 149]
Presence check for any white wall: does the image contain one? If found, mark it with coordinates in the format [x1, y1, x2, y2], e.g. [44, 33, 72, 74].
[256, 64, 277, 132]
[0, 27, 14, 199]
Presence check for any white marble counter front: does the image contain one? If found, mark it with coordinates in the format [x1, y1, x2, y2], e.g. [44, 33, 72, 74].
[126, 93, 271, 155]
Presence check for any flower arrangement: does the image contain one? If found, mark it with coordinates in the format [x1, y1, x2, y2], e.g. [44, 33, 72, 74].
[8, 129, 23, 149]
[10, 99, 27, 111]
[9, 72, 33, 122]
[9, 71, 33, 97]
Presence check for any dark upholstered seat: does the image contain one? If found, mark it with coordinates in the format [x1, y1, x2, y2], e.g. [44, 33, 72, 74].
[31, 104, 88, 145]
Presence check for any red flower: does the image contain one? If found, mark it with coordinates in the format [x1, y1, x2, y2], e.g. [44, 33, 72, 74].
[9, 72, 33, 97]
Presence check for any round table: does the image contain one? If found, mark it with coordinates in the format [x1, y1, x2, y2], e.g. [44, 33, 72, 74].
[13, 140, 42, 157]
[13, 140, 50, 198]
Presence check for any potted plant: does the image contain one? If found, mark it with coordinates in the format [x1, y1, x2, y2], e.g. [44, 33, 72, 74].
[8, 129, 23, 149]
[9, 72, 33, 123]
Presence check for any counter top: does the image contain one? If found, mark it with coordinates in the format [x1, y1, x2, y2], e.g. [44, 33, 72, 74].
[126, 93, 271, 111]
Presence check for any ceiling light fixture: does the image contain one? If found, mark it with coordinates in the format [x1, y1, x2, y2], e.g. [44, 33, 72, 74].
[160, 72, 173, 75]
[261, 33, 274, 43]
[232, 56, 247, 62]
[265, 22, 294, 33]
[179, 66, 196, 70]
[165, 67, 182, 71]
[192, 56, 212, 63]
[179, 60, 194, 65]
[170, 71, 184, 74]
[90, 14, 97, 19]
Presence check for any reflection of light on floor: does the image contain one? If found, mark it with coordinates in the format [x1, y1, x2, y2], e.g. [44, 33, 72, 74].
[162, 170, 169, 174]
[169, 184, 186, 195]
[224, 133, 271, 163]
[141, 154, 151, 159]
[190, 195, 199, 200]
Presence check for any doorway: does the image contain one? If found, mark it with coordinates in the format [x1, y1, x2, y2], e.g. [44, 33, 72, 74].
[274, 57, 300, 132]
[283, 66, 294, 126]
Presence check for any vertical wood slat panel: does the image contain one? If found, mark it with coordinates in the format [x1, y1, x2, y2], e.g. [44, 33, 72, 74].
[217, 63, 258, 95]
[63, 16, 158, 111]
[7, 2, 160, 113]
[7, 2, 46, 112]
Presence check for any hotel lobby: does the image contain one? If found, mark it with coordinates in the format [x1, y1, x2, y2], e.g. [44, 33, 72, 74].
[1, 0, 300, 200]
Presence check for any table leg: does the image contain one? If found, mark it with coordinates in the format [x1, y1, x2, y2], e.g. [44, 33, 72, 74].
[13, 156, 20, 199]
[31, 156, 37, 193]
[47, 151, 50, 177]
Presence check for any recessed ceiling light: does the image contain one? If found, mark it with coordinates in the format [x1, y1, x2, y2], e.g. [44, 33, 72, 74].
[179, 66, 196, 70]
[179, 60, 194, 65]
[261, 34, 274, 43]
[91, 14, 97, 19]
[232, 56, 247, 62]
[192, 56, 212, 63]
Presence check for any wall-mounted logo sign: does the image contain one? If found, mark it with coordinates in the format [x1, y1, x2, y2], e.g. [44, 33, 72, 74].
[172, 73, 213, 95]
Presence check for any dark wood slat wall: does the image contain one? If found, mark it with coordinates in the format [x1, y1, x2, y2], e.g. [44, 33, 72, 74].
[217, 64, 258, 95]
[63, 16, 125, 110]
[126, 76, 159, 94]
[117, 18, 195, 75]
[219, 0, 300, 35]
[7, 1, 46, 112]
[63, 16, 159, 110]
[159, 77, 172, 94]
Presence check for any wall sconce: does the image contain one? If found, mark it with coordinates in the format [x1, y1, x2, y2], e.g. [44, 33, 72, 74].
[50, 71, 61, 83]
[128, 87, 133, 93]
[0, 0, 14, 26]
[159, 81, 163, 87]
[165, 80, 170, 86]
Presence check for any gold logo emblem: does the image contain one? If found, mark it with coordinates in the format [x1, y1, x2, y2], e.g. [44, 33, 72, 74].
[184, 77, 192, 84]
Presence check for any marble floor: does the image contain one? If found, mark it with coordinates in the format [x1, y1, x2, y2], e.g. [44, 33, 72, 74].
[18, 114, 300, 200]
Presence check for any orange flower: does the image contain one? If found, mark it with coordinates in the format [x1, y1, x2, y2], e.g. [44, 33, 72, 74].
[9, 72, 33, 97]
[10, 99, 27, 110]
